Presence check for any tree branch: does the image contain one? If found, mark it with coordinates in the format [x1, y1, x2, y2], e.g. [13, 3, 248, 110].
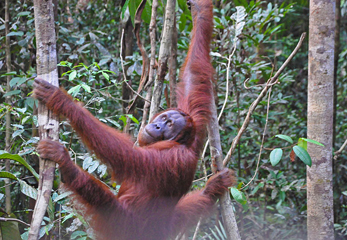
[223, 32, 306, 166]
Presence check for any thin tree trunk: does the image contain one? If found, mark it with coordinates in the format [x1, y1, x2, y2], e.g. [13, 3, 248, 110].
[149, 0, 175, 119]
[138, 0, 158, 130]
[4, 0, 12, 215]
[307, 0, 335, 239]
[28, 0, 59, 239]
[208, 91, 241, 240]
[333, 0, 341, 223]
[169, 14, 177, 108]
[333, 0, 341, 149]
[121, 14, 134, 133]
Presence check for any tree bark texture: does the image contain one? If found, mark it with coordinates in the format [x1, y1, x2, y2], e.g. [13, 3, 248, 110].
[307, 0, 335, 239]
[333, 0, 341, 148]
[149, 0, 175, 120]
[28, 0, 59, 239]
[169, 14, 178, 108]
[208, 91, 241, 240]
[5, 0, 12, 215]
[121, 17, 134, 133]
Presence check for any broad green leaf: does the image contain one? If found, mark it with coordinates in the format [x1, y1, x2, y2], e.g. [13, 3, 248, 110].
[10, 77, 20, 87]
[7, 31, 24, 37]
[275, 134, 293, 144]
[141, 1, 152, 24]
[0, 214, 21, 240]
[58, 61, 72, 67]
[81, 83, 91, 93]
[68, 85, 81, 96]
[230, 187, 247, 205]
[234, 0, 248, 8]
[12, 129, 24, 139]
[298, 138, 307, 150]
[53, 191, 72, 203]
[300, 138, 324, 147]
[279, 191, 285, 201]
[119, 115, 127, 126]
[17, 11, 31, 17]
[178, 13, 187, 32]
[102, 72, 110, 81]
[10, 77, 27, 87]
[127, 114, 139, 124]
[106, 118, 122, 129]
[3, 90, 21, 97]
[251, 182, 264, 196]
[177, 0, 188, 12]
[0, 171, 18, 180]
[121, 0, 131, 19]
[69, 70, 77, 81]
[271, 189, 278, 200]
[293, 146, 312, 167]
[270, 148, 283, 166]
[19, 180, 37, 199]
[71, 231, 87, 239]
[0, 153, 39, 180]
[62, 213, 74, 223]
[1, 71, 16, 77]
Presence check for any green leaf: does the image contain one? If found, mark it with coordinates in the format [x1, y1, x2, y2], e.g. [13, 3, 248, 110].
[121, 0, 131, 19]
[126, 114, 139, 124]
[12, 129, 24, 139]
[0, 215, 21, 240]
[251, 182, 264, 196]
[0, 171, 18, 180]
[10, 77, 21, 87]
[177, 0, 188, 11]
[71, 231, 87, 239]
[69, 70, 77, 81]
[141, 1, 152, 24]
[7, 31, 24, 37]
[275, 134, 293, 144]
[19, 180, 37, 200]
[178, 13, 187, 32]
[53, 191, 72, 203]
[3, 90, 21, 97]
[68, 85, 81, 96]
[293, 146, 312, 167]
[81, 83, 91, 93]
[10, 77, 27, 87]
[1, 71, 16, 77]
[300, 138, 324, 147]
[230, 187, 247, 205]
[62, 213, 74, 223]
[0, 153, 39, 180]
[270, 148, 283, 166]
[119, 115, 127, 126]
[17, 11, 31, 17]
[298, 138, 307, 150]
[102, 72, 110, 81]
[106, 118, 122, 129]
